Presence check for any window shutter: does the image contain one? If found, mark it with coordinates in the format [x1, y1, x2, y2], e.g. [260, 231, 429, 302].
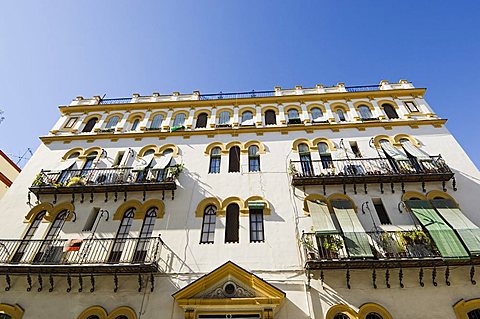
[196, 113, 208, 128]
[307, 200, 337, 234]
[132, 154, 155, 172]
[225, 204, 239, 243]
[401, 140, 431, 160]
[265, 110, 276, 125]
[380, 142, 409, 161]
[228, 146, 240, 172]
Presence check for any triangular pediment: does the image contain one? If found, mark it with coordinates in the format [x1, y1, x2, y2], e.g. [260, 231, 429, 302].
[173, 261, 285, 309]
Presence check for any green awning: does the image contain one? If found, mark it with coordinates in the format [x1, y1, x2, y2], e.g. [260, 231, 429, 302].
[432, 199, 480, 256]
[306, 200, 337, 235]
[406, 200, 469, 259]
[248, 201, 265, 209]
[331, 200, 374, 258]
[170, 125, 185, 132]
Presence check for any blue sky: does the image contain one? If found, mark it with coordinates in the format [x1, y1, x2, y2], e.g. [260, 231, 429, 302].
[0, 1, 479, 168]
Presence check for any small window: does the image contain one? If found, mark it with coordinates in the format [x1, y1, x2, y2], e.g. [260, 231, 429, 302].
[241, 111, 254, 126]
[82, 118, 98, 132]
[336, 109, 346, 122]
[109, 209, 135, 263]
[173, 113, 186, 127]
[287, 109, 301, 124]
[349, 141, 362, 158]
[218, 111, 231, 126]
[83, 207, 100, 231]
[372, 198, 391, 225]
[265, 110, 276, 125]
[196, 113, 208, 128]
[225, 204, 239, 243]
[131, 118, 140, 131]
[358, 105, 373, 120]
[64, 117, 78, 128]
[311, 108, 324, 122]
[382, 104, 399, 119]
[404, 101, 419, 112]
[228, 146, 240, 173]
[250, 209, 264, 242]
[209, 147, 221, 174]
[105, 116, 120, 129]
[200, 205, 217, 244]
[150, 114, 163, 130]
[248, 145, 260, 172]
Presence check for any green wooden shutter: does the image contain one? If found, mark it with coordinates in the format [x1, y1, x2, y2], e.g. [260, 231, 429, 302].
[406, 200, 469, 259]
[307, 200, 337, 234]
[331, 200, 374, 258]
[432, 199, 480, 256]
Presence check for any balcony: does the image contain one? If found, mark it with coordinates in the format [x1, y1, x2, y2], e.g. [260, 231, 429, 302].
[29, 166, 178, 196]
[0, 236, 162, 274]
[290, 156, 453, 187]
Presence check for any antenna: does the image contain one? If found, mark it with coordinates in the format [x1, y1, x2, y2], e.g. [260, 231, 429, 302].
[15, 148, 33, 165]
[0, 109, 4, 125]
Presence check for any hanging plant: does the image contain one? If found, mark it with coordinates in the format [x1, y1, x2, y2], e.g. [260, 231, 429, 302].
[167, 163, 184, 179]
[32, 173, 46, 186]
[66, 176, 85, 187]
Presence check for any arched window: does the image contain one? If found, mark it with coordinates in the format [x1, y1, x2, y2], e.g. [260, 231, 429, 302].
[209, 147, 221, 174]
[333, 314, 350, 319]
[248, 145, 260, 172]
[336, 109, 346, 122]
[133, 207, 157, 262]
[318, 142, 332, 169]
[131, 118, 140, 131]
[82, 117, 98, 132]
[358, 105, 373, 120]
[468, 309, 480, 319]
[366, 313, 383, 319]
[86, 316, 100, 319]
[265, 110, 276, 125]
[228, 146, 240, 173]
[0, 315, 12, 319]
[287, 109, 301, 124]
[34, 210, 68, 263]
[68, 152, 80, 159]
[173, 113, 186, 127]
[144, 149, 155, 156]
[12, 211, 46, 262]
[218, 111, 231, 126]
[149, 114, 163, 130]
[115, 316, 129, 319]
[311, 107, 324, 122]
[225, 204, 239, 243]
[249, 206, 264, 242]
[195, 113, 208, 128]
[105, 116, 120, 129]
[200, 205, 217, 244]
[109, 209, 135, 263]
[81, 151, 98, 176]
[298, 143, 313, 176]
[241, 111, 254, 126]
[382, 104, 399, 119]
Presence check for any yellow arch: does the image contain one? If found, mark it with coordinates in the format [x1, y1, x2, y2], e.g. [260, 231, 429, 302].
[195, 197, 222, 217]
[82, 114, 102, 124]
[159, 144, 179, 157]
[261, 105, 279, 115]
[372, 135, 395, 148]
[325, 304, 357, 319]
[311, 137, 336, 151]
[303, 194, 329, 215]
[205, 142, 226, 156]
[225, 141, 244, 153]
[330, 102, 349, 112]
[402, 191, 427, 201]
[104, 113, 123, 124]
[239, 106, 257, 116]
[216, 108, 234, 118]
[141, 198, 166, 219]
[45, 202, 75, 222]
[24, 203, 53, 223]
[328, 193, 357, 210]
[0, 304, 24, 319]
[292, 138, 313, 152]
[62, 147, 84, 160]
[426, 190, 458, 204]
[306, 103, 327, 113]
[138, 144, 159, 157]
[358, 303, 393, 319]
[148, 111, 167, 122]
[454, 298, 480, 319]
[193, 109, 212, 119]
[77, 306, 108, 319]
[108, 306, 137, 319]
[377, 99, 400, 110]
[221, 196, 247, 215]
[245, 196, 271, 215]
[393, 134, 419, 146]
[284, 104, 302, 113]
[80, 146, 103, 160]
[114, 200, 143, 220]
[353, 101, 375, 110]
[126, 112, 145, 123]
[172, 110, 189, 120]
[244, 140, 267, 154]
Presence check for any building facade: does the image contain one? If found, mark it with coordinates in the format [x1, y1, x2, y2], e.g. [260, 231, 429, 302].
[0, 80, 479, 319]
[0, 150, 21, 200]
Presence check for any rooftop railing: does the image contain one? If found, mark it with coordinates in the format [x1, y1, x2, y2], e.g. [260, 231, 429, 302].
[345, 85, 381, 92]
[199, 90, 276, 101]
[99, 97, 132, 105]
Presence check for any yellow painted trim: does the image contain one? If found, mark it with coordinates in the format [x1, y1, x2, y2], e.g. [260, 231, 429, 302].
[159, 143, 179, 157]
[239, 106, 257, 116]
[325, 305, 357, 319]
[142, 198, 166, 218]
[221, 196, 247, 215]
[353, 101, 375, 111]
[328, 193, 357, 210]
[205, 142, 226, 155]
[312, 137, 336, 151]
[83, 146, 103, 159]
[45, 202, 75, 222]
[292, 138, 313, 152]
[114, 199, 166, 220]
[25, 203, 53, 223]
[195, 197, 222, 217]
[261, 105, 279, 115]
[63, 147, 84, 160]
[284, 104, 302, 113]
[193, 109, 212, 119]
[0, 304, 24, 319]
[138, 144, 158, 157]
[426, 190, 458, 205]
[104, 113, 123, 124]
[402, 191, 427, 201]
[172, 110, 189, 119]
[245, 196, 271, 215]
[215, 108, 234, 119]
[303, 194, 328, 215]
[108, 306, 137, 319]
[77, 305, 108, 319]
[306, 103, 327, 113]
[372, 135, 395, 148]
[330, 102, 349, 112]
[82, 114, 102, 124]
[358, 303, 393, 319]
[454, 298, 480, 319]
[225, 141, 244, 153]
[244, 140, 267, 154]
[77, 306, 137, 319]
[377, 99, 400, 109]
[126, 112, 145, 123]
[393, 133, 419, 146]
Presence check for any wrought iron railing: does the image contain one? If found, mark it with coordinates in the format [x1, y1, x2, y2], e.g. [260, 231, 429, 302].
[302, 230, 440, 262]
[345, 85, 381, 92]
[0, 236, 162, 266]
[290, 156, 451, 180]
[99, 97, 132, 105]
[200, 90, 276, 100]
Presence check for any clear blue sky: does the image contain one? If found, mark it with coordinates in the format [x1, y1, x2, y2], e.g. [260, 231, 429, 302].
[0, 1, 479, 168]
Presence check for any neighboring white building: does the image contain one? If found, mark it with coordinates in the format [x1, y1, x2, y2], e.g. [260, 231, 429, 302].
[0, 150, 21, 200]
[0, 80, 479, 319]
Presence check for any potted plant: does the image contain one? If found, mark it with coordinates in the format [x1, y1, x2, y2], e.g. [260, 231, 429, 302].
[66, 176, 85, 187]
[167, 163, 184, 179]
[301, 236, 317, 260]
[322, 235, 343, 258]
[32, 173, 46, 186]
[287, 161, 298, 176]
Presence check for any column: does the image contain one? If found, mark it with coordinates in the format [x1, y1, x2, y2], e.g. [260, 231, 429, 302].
[393, 97, 408, 118]
[370, 99, 386, 120]
[209, 106, 217, 128]
[233, 106, 239, 127]
[50, 115, 68, 134]
[346, 100, 360, 121]
[139, 110, 152, 131]
[93, 112, 108, 132]
[186, 107, 195, 129]
[255, 104, 262, 126]
[301, 102, 310, 124]
[116, 111, 130, 132]
[278, 104, 286, 124]
[324, 101, 335, 122]
[162, 108, 173, 130]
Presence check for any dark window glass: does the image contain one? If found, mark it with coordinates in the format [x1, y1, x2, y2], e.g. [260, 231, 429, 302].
[225, 204, 239, 243]
[333, 314, 350, 319]
[115, 316, 129, 319]
[196, 113, 208, 128]
[33, 210, 68, 263]
[150, 114, 163, 129]
[0, 315, 12, 319]
[86, 316, 100, 319]
[366, 313, 383, 319]
[200, 205, 217, 244]
[248, 146, 260, 172]
[134, 207, 157, 262]
[228, 146, 240, 173]
[318, 142, 332, 169]
[468, 309, 480, 319]
[131, 119, 140, 130]
[265, 110, 276, 125]
[249, 209, 264, 242]
[287, 109, 301, 124]
[209, 147, 221, 174]
[105, 116, 120, 129]
[358, 105, 373, 120]
[349, 141, 362, 158]
[372, 198, 391, 224]
[336, 109, 346, 122]
[298, 143, 313, 176]
[109, 209, 135, 263]
[382, 104, 399, 119]
[81, 152, 98, 176]
[82, 118, 98, 132]
[11, 211, 46, 262]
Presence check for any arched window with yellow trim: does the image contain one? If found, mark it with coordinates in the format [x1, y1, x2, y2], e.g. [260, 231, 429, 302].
[11, 211, 46, 263]
[218, 111, 231, 126]
[200, 205, 217, 244]
[366, 313, 384, 319]
[225, 203, 240, 243]
[333, 314, 351, 319]
[265, 110, 276, 125]
[209, 147, 221, 174]
[311, 107, 324, 122]
[34, 210, 68, 263]
[109, 208, 135, 263]
[298, 143, 313, 176]
[382, 103, 399, 119]
[81, 151, 99, 176]
[133, 207, 157, 262]
[173, 113, 186, 128]
[336, 109, 346, 122]
[131, 118, 140, 131]
[287, 109, 301, 124]
[248, 145, 260, 172]
[82, 117, 98, 132]
[195, 112, 208, 129]
[358, 105, 374, 120]
[241, 111, 254, 126]
[149, 114, 163, 130]
[318, 142, 333, 169]
[105, 116, 120, 129]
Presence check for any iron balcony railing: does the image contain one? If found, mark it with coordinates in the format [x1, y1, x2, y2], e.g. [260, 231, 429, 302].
[290, 156, 453, 185]
[0, 236, 162, 267]
[30, 167, 177, 194]
[99, 97, 132, 105]
[345, 85, 381, 92]
[200, 90, 276, 100]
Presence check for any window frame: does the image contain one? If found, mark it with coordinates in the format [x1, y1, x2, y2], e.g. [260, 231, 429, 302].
[64, 117, 78, 129]
[249, 208, 265, 242]
[225, 204, 240, 243]
[209, 147, 221, 174]
[248, 145, 260, 172]
[404, 101, 420, 113]
[200, 205, 217, 244]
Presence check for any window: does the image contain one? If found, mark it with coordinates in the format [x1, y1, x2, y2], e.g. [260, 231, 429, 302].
[34, 210, 68, 263]
[333, 314, 350, 319]
[86, 316, 100, 319]
[82, 117, 98, 132]
[349, 141, 362, 158]
[228, 146, 240, 173]
[287, 109, 301, 124]
[372, 198, 391, 225]
[225, 204, 239, 243]
[382, 104, 399, 119]
[250, 209, 264, 242]
[248, 145, 260, 172]
[81, 152, 98, 175]
[311, 107, 324, 122]
[265, 110, 276, 125]
[64, 117, 78, 128]
[83, 207, 100, 231]
[114, 151, 125, 167]
[134, 207, 157, 262]
[218, 111, 231, 126]
[318, 142, 332, 169]
[298, 143, 313, 176]
[468, 309, 480, 319]
[241, 111, 254, 126]
[115, 316, 129, 319]
[209, 147, 221, 174]
[358, 105, 374, 120]
[105, 116, 120, 129]
[11, 211, 46, 262]
[404, 101, 419, 112]
[0, 315, 12, 319]
[336, 109, 346, 122]
[366, 313, 383, 319]
[200, 205, 217, 244]
[144, 149, 155, 156]
[109, 209, 135, 263]
[173, 113, 186, 127]
[196, 113, 208, 128]
[150, 114, 163, 130]
[131, 118, 140, 131]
